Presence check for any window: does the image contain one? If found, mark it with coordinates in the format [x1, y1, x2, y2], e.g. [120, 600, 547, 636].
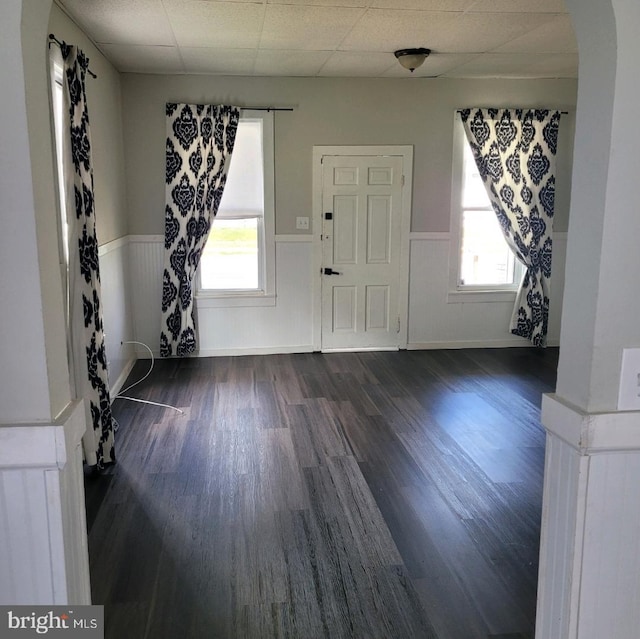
[197, 110, 275, 306]
[49, 49, 70, 318]
[449, 113, 523, 300]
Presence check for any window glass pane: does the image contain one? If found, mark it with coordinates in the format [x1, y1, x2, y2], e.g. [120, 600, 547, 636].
[200, 218, 259, 290]
[458, 129, 518, 288]
[52, 72, 69, 265]
[462, 141, 491, 209]
[460, 209, 515, 286]
[217, 120, 264, 218]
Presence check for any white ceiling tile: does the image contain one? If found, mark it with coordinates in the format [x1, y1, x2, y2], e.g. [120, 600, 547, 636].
[467, 0, 568, 13]
[320, 51, 397, 76]
[181, 48, 257, 74]
[260, 5, 365, 50]
[434, 12, 559, 53]
[59, 0, 174, 45]
[266, 0, 370, 6]
[523, 52, 578, 77]
[165, 1, 265, 48]
[189, 0, 266, 3]
[370, 0, 474, 10]
[55, 0, 579, 78]
[98, 43, 184, 73]
[254, 49, 332, 75]
[444, 52, 577, 78]
[443, 53, 534, 77]
[494, 14, 577, 53]
[339, 10, 458, 52]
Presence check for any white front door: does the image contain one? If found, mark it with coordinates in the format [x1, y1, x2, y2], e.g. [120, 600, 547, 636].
[320, 154, 404, 351]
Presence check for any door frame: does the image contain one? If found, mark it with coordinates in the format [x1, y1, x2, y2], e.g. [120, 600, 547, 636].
[312, 145, 413, 352]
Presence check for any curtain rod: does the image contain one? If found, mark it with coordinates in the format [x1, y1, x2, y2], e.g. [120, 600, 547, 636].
[456, 108, 569, 115]
[48, 34, 98, 78]
[240, 107, 294, 112]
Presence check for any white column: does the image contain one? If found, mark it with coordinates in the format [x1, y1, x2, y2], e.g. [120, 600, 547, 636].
[537, 1, 640, 637]
[0, 0, 91, 605]
[536, 396, 640, 639]
[0, 0, 52, 422]
[0, 402, 91, 605]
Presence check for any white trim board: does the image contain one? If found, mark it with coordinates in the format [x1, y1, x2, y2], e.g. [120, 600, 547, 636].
[98, 235, 129, 257]
[407, 338, 542, 350]
[409, 232, 450, 241]
[275, 234, 313, 243]
[133, 344, 315, 359]
[542, 393, 640, 453]
[109, 356, 137, 399]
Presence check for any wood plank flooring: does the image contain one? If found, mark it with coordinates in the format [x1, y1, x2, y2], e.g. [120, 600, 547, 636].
[85, 348, 558, 639]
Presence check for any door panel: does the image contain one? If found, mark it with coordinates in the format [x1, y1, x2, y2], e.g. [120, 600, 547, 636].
[368, 166, 393, 185]
[321, 155, 403, 350]
[367, 195, 392, 263]
[333, 196, 358, 264]
[334, 166, 359, 185]
[333, 286, 356, 332]
[365, 285, 389, 331]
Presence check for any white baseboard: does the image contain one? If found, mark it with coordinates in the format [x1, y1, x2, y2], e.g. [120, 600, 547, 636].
[135, 341, 559, 357]
[321, 346, 399, 353]
[109, 356, 137, 398]
[407, 338, 559, 350]
[134, 344, 315, 359]
[197, 345, 315, 357]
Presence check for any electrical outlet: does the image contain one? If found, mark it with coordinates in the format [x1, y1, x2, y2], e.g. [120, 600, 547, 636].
[617, 348, 640, 410]
[296, 216, 310, 230]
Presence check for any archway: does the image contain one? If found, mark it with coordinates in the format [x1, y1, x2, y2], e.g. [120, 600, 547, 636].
[537, 1, 640, 637]
[14, 3, 640, 637]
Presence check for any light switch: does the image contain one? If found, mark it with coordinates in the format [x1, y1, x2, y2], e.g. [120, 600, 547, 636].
[296, 216, 309, 230]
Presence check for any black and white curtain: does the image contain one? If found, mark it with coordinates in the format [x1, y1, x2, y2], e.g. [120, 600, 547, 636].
[61, 44, 115, 468]
[160, 103, 239, 357]
[461, 108, 561, 347]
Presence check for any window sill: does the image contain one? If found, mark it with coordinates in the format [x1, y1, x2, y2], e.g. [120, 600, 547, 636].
[447, 289, 518, 304]
[196, 292, 276, 308]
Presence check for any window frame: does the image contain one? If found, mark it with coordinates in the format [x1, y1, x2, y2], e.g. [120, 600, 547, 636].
[196, 109, 276, 308]
[448, 112, 524, 303]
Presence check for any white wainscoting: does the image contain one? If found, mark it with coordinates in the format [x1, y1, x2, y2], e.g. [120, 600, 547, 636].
[407, 232, 567, 349]
[0, 401, 91, 604]
[128, 235, 315, 357]
[537, 394, 640, 639]
[128, 233, 567, 356]
[98, 237, 136, 394]
[127, 235, 164, 357]
[535, 429, 583, 639]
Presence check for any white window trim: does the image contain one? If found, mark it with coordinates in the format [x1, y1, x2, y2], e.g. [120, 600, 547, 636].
[196, 109, 276, 307]
[448, 111, 524, 304]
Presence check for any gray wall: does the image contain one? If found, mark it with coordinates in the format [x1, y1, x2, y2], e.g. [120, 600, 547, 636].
[121, 74, 577, 237]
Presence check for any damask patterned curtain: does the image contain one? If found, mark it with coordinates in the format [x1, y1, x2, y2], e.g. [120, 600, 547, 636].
[461, 108, 561, 347]
[161, 103, 240, 357]
[61, 44, 115, 468]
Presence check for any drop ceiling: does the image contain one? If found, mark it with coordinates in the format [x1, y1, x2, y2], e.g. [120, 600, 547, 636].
[55, 0, 577, 78]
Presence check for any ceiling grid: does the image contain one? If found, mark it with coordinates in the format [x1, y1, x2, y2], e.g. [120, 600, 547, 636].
[55, 0, 577, 78]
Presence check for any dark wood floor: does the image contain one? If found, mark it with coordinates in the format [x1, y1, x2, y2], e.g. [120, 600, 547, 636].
[85, 348, 558, 639]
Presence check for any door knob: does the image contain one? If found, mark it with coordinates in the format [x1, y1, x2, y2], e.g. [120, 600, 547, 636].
[323, 267, 341, 275]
